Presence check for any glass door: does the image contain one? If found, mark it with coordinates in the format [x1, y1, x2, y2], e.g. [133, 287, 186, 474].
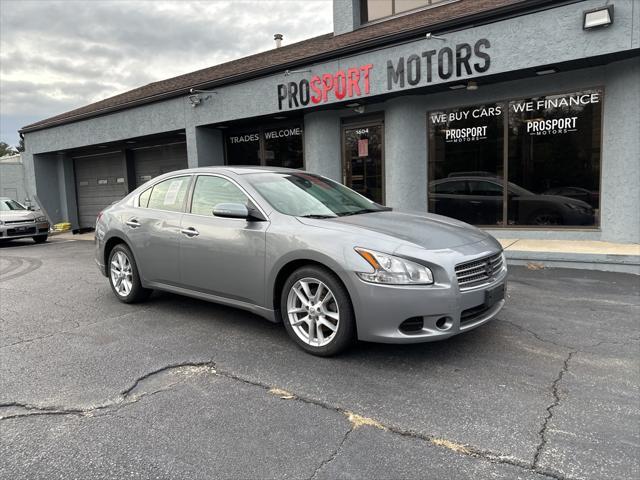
[342, 122, 384, 204]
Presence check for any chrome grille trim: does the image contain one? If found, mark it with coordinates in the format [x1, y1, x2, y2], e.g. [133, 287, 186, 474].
[455, 252, 503, 290]
[3, 219, 35, 225]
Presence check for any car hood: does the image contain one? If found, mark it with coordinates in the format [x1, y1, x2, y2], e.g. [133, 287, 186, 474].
[298, 210, 490, 250]
[0, 210, 38, 221]
[534, 195, 592, 209]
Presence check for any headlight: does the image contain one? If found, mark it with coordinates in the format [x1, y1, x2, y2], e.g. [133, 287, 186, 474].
[35, 216, 47, 222]
[0, 220, 4, 226]
[355, 247, 434, 285]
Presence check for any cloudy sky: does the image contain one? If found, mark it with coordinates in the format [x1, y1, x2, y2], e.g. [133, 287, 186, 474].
[0, 0, 333, 147]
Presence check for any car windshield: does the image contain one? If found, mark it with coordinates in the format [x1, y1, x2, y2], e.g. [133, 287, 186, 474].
[247, 172, 389, 218]
[0, 198, 26, 211]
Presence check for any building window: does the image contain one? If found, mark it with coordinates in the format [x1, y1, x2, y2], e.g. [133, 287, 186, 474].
[428, 89, 602, 228]
[225, 122, 303, 168]
[361, 0, 454, 23]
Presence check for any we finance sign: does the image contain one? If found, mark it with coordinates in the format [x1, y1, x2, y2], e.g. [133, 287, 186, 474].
[275, 39, 492, 111]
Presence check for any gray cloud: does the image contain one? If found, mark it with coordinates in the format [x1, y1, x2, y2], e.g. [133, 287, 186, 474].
[0, 0, 332, 146]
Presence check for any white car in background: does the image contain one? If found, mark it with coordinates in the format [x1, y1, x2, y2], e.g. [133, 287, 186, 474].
[0, 197, 50, 243]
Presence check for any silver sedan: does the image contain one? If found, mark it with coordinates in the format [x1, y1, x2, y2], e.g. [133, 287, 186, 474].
[95, 167, 507, 356]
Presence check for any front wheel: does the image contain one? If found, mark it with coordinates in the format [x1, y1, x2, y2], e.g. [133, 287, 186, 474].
[33, 235, 48, 244]
[281, 266, 355, 356]
[108, 244, 151, 303]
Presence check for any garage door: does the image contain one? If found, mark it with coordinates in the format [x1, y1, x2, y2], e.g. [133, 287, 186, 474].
[133, 142, 187, 187]
[74, 152, 127, 228]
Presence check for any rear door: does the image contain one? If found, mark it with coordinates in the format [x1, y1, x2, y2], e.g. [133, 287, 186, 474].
[179, 174, 268, 306]
[125, 175, 192, 285]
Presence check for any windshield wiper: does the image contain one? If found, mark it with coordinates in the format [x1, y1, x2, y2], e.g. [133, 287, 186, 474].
[299, 214, 337, 219]
[338, 207, 390, 217]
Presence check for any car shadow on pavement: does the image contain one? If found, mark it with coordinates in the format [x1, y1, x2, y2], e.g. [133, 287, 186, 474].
[144, 288, 493, 364]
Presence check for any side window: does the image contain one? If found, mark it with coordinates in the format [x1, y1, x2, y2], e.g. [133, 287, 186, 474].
[138, 188, 152, 208]
[190, 176, 249, 216]
[433, 180, 467, 195]
[468, 181, 503, 196]
[147, 176, 191, 212]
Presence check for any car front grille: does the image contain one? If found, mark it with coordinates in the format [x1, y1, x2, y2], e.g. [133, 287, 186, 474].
[455, 252, 503, 290]
[4, 219, 35, 225]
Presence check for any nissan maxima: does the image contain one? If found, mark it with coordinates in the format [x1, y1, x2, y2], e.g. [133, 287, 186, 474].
[95, 167, 507, 356]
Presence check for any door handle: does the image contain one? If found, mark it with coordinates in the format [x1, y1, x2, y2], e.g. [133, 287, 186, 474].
[181, 227, 199, 237]
[126, 219, 141, 228]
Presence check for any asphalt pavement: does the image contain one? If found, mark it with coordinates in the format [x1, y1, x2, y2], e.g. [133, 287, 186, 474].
[0, 236, 638, 480]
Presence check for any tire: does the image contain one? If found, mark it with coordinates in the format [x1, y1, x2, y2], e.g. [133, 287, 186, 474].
[33, 235, 48, 244]
[527, 209, 562, 226]
[281, 266, 355, 356]
[107, 244, 151, 303]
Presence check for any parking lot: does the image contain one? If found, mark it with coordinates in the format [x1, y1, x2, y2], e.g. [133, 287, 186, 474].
[0, 236, 638, 480]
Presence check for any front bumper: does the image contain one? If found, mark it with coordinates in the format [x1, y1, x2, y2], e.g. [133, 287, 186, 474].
[347, 245, 507, 344]
[0, 222, 50, 240]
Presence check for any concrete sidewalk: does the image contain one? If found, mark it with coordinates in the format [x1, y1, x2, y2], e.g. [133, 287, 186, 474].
[499, 238, 640, 274]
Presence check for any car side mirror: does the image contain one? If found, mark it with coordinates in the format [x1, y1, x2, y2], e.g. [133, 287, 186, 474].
[27, 206, 36, 211]
[212, 203, 249, 219]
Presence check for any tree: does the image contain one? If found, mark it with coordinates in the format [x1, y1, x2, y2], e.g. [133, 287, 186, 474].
[0, 141, 18, 157]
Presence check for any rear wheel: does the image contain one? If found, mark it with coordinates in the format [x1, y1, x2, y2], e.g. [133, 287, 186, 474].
[33, 235, 48, 244]
[528, 209, 562, 225]
[108, 244, 151, 303]
[281, 266, 355, 356]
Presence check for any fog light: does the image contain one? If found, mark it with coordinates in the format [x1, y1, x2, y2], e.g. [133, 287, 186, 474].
[583, 5, 613, 30]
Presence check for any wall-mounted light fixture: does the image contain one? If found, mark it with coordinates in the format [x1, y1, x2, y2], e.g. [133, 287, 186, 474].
[466, 81, 478, 91]
[284, 69, 311, 77]
[583, 5, 614, 30]
[448, 84, 466, 90]
[536, 68, 558, 75]
[425, 32, 446, 41]
[188, 88, 217, 107]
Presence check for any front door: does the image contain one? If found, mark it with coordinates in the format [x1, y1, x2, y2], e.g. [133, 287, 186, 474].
[342, 122, 384, 204]
[179, 175, 268, 306]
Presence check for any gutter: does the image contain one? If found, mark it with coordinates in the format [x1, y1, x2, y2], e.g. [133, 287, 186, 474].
[20, 0, 583, 134]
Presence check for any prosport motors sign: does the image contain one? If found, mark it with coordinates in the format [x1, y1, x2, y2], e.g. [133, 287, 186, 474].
[276, 39, 492, 110]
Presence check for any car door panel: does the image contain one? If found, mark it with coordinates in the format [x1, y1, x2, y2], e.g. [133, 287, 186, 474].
[125, 175, 191, 285]
[179, 175, 268, 306]
[180, 215, 267, 305]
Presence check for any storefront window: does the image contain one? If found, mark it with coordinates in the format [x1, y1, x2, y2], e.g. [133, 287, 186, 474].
[225, 128, 261, 166]
[264, 125, 304, 168]
[225, 123, 303, 168]
[428, 103, 504, 226]
[507, 90, 601, 226]
[427, 89, 602, 228]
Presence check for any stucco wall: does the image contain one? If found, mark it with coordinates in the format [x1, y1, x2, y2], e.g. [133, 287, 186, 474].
[0, 162, 29, 204]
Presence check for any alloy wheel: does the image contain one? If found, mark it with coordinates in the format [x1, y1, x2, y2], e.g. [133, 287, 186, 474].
[110, 251, 133, 297]
[286, 277, 340, 347]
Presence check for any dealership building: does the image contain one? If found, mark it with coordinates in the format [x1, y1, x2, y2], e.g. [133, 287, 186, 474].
[21, 0, 640, 243]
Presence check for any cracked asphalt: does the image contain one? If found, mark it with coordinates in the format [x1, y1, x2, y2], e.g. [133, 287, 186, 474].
[0, 236, 638, 480]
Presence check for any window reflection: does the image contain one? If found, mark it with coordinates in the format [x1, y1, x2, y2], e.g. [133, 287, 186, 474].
[427, 90, 602, 228]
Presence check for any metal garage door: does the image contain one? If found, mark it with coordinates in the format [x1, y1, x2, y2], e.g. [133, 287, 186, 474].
[74, 152, 127, 228]
[133, 142, 187, 187]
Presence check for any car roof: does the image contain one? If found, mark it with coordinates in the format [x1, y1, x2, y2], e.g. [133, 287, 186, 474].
[164, 166, 304, 176]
